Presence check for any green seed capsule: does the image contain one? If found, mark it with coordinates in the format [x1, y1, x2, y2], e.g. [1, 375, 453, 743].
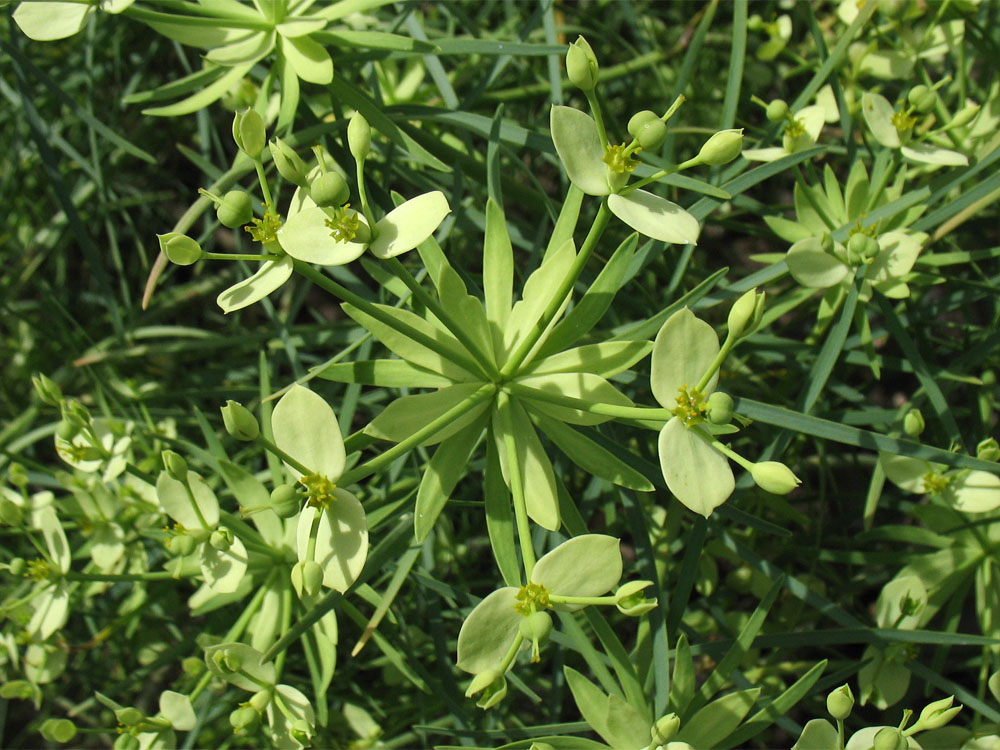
[765, 99, 789, 123]
[217, 190, 254, 228]
[310, 172, 350, 208]
[627, 110, 667, 150]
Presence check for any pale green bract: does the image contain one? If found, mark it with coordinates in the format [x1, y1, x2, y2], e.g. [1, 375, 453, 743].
[743, 104, 827, 162]
[862, 92, 969, 167]
[272, 385, 368, 593]
[651, 308, 734, 517]
[880, 453, 1000, 513]
[12, 0, 134, 41]
[549, 106, 701, 245]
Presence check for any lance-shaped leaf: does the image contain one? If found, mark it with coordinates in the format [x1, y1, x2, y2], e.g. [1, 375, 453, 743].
[483, 198, 514, 341]
[368, 191, 451, 259]
[456, 587, 521, 674]
[279, 33, 333, 84]
[675, 688, 761, 748]
[295, 490, 368, 592]
[550, 106, 610, 196]
[316, 358, 453, 388]
[204, 642, 276, 692]
[217, 256, 294, 313]
[516, 372, 634, 426]
[277, 207, 368, 265]
[272, 385, 346, 481]
[366, 383, 491, 445]
[527, 341, 652, 378]
[659, 418, 735, 517]
[651, 307, 720, 407]
[205, 31, 274, 65]
[607, 191, 701, 246]
[503, 239, 576, 357]
[415, 418, 485, 542]
[494, 399, 561, 531]
[531, 534, 622, 605]
[787, 237, 850, 289]
[200, 535, 249, 594]
[156, 470, 221, 531]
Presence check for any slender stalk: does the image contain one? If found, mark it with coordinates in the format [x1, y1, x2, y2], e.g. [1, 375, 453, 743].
[63, 570, 196, 582]
[621, 155, 702, 195]
[500, 200, 613, 378]
[548, 594, 617, 607]
[506, 382, 670, 422]
[496, 391, 537, 579]
[202, 251, 284, 262]
[695, 333, 739, 393]
[255, 434, 312, 477]
[338, 383, 497, 487]
[383, 257, 499, 378]
[294, 261, 488, 379]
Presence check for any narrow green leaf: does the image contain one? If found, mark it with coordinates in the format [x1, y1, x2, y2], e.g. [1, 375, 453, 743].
[414, 419, 484, 542]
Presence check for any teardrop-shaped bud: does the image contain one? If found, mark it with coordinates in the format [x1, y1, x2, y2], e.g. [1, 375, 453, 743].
[269, 137, 310, 187]
[221, 400, 259, 441]
[158, 233, 203, 266]
[698, 129, 744, 166]
[233, 109, 266, 160]
[826, 683, 854, 720]
[161, 450, 188, 482]
[566, 36, 599, 91]
[751, 461, 801, 494]
[348, 113, 371, 161]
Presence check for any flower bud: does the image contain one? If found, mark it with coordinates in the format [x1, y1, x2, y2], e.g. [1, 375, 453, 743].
[872, 727, 908, 750]
[269, 137, 310, 187]
[566, 36, 599, 91]
[615, 580, 658, 616]
[168, 534, 196, 557]
[217, 190, 254, 229]
[727, 288, 759, 339]
[651, 713, 681, 745]
[628, 110, 667, 150]
[907, 85, 935, 114]
[209, 528, 234, 551]
[221, 400, 259, 441]
[698, 129, 744, 166]
[114, 733, 140, 750]
[9, 557, 27, 576]
[158, 233, 203, 266]
[1, 500, 24, 527]
[706, 392, 734, 425]
[916, 695, 962, 731]
[465, 668, 507, 710]
[32, 373, 62, 406]
[348, 112, 371, 161]
[951, 102, 980, 129]
[230, 706, 259, 735]
[56, 419, 80, 441]
[310, 171, 350, 208]
[847, 232, 879, 264]
[826, 683, 854, 720]
[751, 461, 801, 494]
[40, 717, 77, 743]
[271, 484, 302, 518]
[115, 707, 145, 727]
[291, 560, 324, 598]
[903, 409, 925, 438]
[7, 463, 28, 488]
[765, 99, 789, 123]
[161, 450, 188, 482]
[249, 689, 273, 713]
[233, 109, 266, 160]
[978, 438, 1000, 462]
[290, 718, 313, 744]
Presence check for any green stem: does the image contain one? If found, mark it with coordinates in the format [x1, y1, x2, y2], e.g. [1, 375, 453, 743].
[255, 434, 313, 476]
[383, 256, 499, 378]
[202, 251, 284, 262]
[498, 631, 526, 675]
[621, 155, 702, 195]
[338, 383, 497, 487]
[275, 580, 293, 677]
[548, 594, 617, 607]
[506, 382, 670, 423]
[695, 333, 738, 393]
[585, 90, 609, 151]
[263, 588, 343, 663]
[500, 200, 613, 378]
[294, 261, 488, 379]
[63, 570, 194, 582]
[254, 160, 274, 209]
[496, 391, 537, 579]
[696, 427, 754, 471]
[182, 480, 211, 532]
[355, 157, 378, 232]
[837, 717, 845, 750]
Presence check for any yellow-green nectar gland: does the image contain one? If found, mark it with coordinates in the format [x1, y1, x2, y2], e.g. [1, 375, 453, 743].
[602, 144, 640, 174]
[673, 385, 708, 426]
[244, 204, 282, 243]
[891, 109, 917, 134]
[300, 472, 337, 509]
[783, 116, 806, 139]
[514, 582, 551, 615]
[324, 204, 360, 243]
[27, 559, 52, 582]
[922, 471, 951, 495]
[848, 219, 877, 239]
